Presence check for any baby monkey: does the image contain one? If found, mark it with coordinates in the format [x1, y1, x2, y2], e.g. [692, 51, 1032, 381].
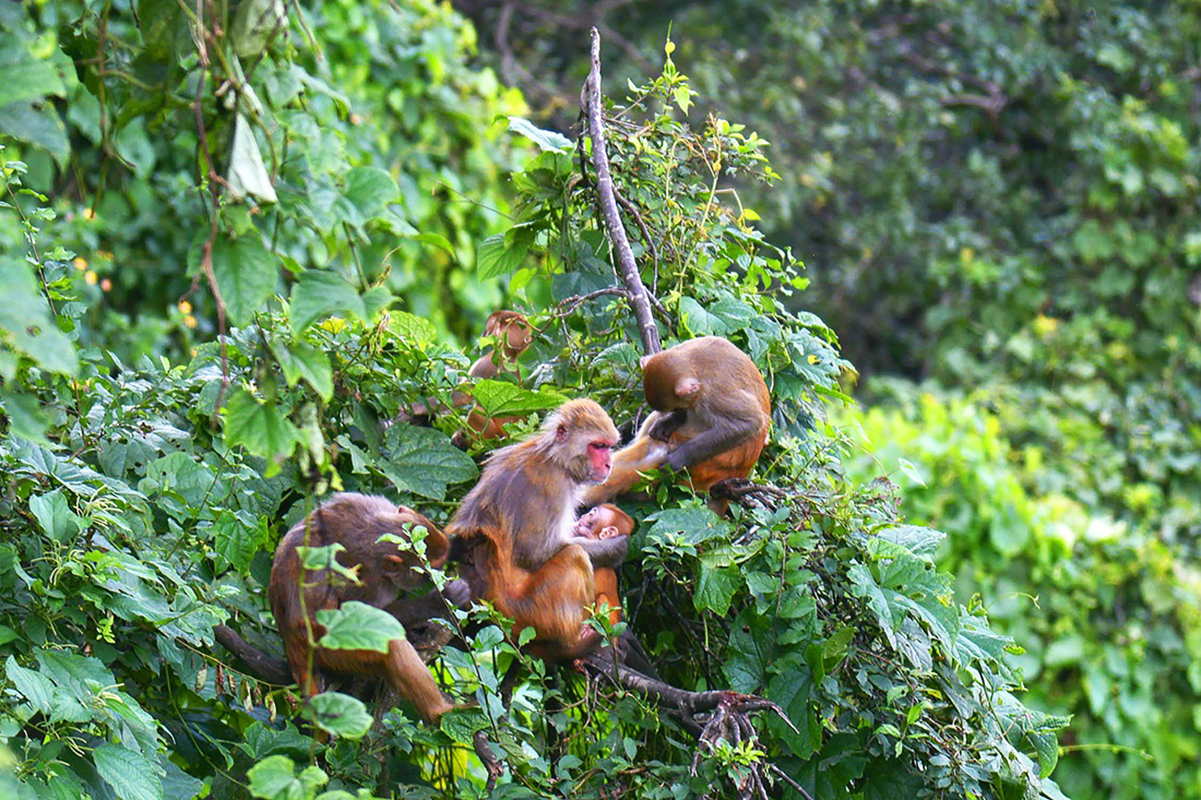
[573, 503, 635, 626]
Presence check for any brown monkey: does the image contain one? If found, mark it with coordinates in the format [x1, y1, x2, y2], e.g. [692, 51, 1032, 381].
[268, 493, 465, 723]
[447, 399, 628, 661]
[459, 310, 534, 441]
[398, 310, 534, 441]
[573, 504, 634, 626]
[581, 336, 771, 511]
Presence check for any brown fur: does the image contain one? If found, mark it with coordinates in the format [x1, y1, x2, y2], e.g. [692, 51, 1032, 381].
[573, 504, 634, 626]
[267, 493, 456, 722]
[448, 399, 627, 660]
[581, 337, 771, 512]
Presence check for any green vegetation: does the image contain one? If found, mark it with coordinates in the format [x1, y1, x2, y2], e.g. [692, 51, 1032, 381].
[3, 0, 1197, 798]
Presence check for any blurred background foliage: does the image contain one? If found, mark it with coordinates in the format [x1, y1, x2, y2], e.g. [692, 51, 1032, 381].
[1, 0, 1199, 798]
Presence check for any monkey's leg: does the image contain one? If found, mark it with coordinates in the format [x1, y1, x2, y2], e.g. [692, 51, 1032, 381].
[506, 545, 601, 660]
[316, 641, 453, 724]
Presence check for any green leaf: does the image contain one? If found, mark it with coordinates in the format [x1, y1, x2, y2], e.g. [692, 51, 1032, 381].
[247, 755, 328, 800]
[316, 601, 405, 653]
[93, 743, 164, 800]
[0, 259, 78, 376]
[270, 339, 334, 402]
[29, 490, 80, 542]
[694, 565, 740, 615]
[508, 116, 573, 152]
[645, 506, 732, 547]
[470, 380, 565, 418]
[306, 692, 374, 739]
[875, 525, 944, 560]
[5, 656, 54, 712]
[378, 424, 478, 500]
[344, 167, 398, 219]
[289, 271, 366, 334]
[477, 227, 534, 279]
[0, 389, 51, 443]
[212, 510, 266, 573]
[388, 311, 437, 348]
[222, 390, 301, 475]
[677, 296, 727, 336]
[0, 100, 69, 166]
[210, 234, 278, 325]
[0, 31, 67, 107]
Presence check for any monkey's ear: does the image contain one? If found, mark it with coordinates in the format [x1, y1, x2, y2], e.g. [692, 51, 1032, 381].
[599, 525, 620, 539]
[382, 555, 408, 572]
[676, 377, 702, 398]
[639, 354, 653, 369]
[555, 422, 568, 442]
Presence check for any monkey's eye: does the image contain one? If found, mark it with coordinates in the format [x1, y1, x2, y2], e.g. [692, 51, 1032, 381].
[588, 441, 612, 453]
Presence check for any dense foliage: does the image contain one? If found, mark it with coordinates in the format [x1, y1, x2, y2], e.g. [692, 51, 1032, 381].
[0, 2, 1070, 798]
[453, 3, 1201, 798]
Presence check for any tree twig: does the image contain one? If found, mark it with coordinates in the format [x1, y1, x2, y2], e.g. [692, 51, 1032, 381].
[582, 652, 798, 800]
[582, 27, 661, 356]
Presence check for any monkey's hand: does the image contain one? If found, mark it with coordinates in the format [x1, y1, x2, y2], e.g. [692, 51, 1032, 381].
[647, 409, 687, 443]
[571, 533, 629, 569]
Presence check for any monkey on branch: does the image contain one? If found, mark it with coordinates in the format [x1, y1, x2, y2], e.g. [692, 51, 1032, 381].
[266, 493, 470, 724]
[447, 398, 631, 661]
[399, 310, 535, 444]
[581, 336, 771, 513]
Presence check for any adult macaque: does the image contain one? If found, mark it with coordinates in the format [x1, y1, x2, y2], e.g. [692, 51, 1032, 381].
[581, 336, 771, 511]
[573, 504, 635, 626]
[268, 493, 465, 723]
[447, 399, 627, 661]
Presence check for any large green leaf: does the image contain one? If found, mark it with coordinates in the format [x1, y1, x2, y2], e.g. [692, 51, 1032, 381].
[210, 234, 279, 325]
[316, 601, 405, 653]
[247, 755, 329, 800]
[0, 259, 78, 376]
[93, 744, 163, 800]
[270, 339, 334, 402]
[222, 390, 301, 475]
[378, 424, 478, 500]
[470, 380, 565, 418]
[289, 271, 366, 333]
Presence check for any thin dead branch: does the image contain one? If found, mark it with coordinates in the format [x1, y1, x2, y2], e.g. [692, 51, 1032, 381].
[582, 27, 662, 356]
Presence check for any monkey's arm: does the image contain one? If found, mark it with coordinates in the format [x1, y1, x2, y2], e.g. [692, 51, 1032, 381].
[579, 437, 669, 506]
[568, 533, 628, 569]
[663, 413, 762, 471]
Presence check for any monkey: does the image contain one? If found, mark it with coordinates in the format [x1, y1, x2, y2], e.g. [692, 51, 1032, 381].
[268, 493, 467, 723]
[458, 310, 535, 442]
[580, 336, 771, 512]
[447, 399, 629, 661]
[394, 310, 534, 442]
[572, 504, 635, 626]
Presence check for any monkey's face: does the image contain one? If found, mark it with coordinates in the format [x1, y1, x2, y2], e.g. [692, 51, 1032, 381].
[574, 506, 608, 538]
[585, 438, 613, 483]
[575, 505, 631, 539]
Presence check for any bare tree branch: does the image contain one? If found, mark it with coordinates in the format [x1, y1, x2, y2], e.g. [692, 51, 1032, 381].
[582, 27, 662, 356]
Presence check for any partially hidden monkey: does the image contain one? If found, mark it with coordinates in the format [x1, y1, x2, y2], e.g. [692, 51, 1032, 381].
[573, 504, 635, 626]
[397, 310, 534, 442]
[268, 493, 467, 723]
[459, 310, 534, 442]
[447, 399, 628, 661]
[581, 336, 771, 512]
